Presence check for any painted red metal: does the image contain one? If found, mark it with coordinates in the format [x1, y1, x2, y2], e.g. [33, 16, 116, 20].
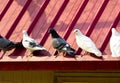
[0, 0, 120, 70]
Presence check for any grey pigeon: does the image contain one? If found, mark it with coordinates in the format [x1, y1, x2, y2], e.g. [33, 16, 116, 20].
[22, 30, 46, 57]
[48, 28, 76, 57]
[0, 35, 22, 59]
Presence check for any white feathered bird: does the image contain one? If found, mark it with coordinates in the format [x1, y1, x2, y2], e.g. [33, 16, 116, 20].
[110, 28, 120, 57]
[22, 30, 46, 56]
[73, 29, 102, 57]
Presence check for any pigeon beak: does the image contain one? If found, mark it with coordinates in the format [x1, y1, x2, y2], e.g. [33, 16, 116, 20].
[73, 29, 78, 33]
[73, 29, 76, 33]
[0, 35, 2, 38]
[48, 29, 51, 34]
[48, 28, 54, 34]
[22, 30, 27, 34]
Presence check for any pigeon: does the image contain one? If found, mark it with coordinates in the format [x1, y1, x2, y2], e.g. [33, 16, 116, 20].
[73, 29, 102, 57]
[110, 28, 120, 57]
[48, 28, 76, 57]
[22, 30, 46, 57]
[0, 35, 22, 59]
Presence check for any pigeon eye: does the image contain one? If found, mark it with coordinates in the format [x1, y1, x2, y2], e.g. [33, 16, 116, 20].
[25, 40, 28, 42]
[76, 30, 78, 32]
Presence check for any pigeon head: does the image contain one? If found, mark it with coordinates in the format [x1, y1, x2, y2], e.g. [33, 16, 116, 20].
[48, 28, 60, 38]
[22, 30, 27, 34]
[22, 30, 28, 37]
[111, 28, 119, 36]
[73, 29, 82, 35]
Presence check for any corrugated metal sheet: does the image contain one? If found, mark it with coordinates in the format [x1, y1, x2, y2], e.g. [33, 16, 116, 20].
[0, 0, 120, 61]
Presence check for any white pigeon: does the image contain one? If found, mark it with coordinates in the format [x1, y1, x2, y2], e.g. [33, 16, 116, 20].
[22, 30, 46, 56]
[73, 29, 102, 57]
[110, 28, 120, 57]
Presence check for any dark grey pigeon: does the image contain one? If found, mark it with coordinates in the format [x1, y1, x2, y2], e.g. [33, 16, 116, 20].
[0, 35, 22, 59]
[48, 28, 76, 57]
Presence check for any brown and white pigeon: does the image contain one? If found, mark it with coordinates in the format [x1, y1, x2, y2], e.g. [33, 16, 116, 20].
[22, 30, 46, 57]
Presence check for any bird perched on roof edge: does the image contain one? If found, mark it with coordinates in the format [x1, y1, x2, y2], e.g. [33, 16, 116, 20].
[73, 29, 102, 57]
[22, 30, 46, 57]
[0, 35, 22, 59]
[48, 28, 76, 58]
[110, 28, 120, 57]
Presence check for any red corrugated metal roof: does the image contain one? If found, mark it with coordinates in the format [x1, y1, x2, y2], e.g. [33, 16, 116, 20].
[0, 0, 120, 62]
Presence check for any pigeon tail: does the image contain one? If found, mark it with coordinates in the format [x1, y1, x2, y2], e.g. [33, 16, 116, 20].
[0, 50, 5, 59]
[94, 50, 102, 57]
[31, 46, 46, 51]
[3, 42, 16, 51]
[111, 54, 120, 57]
[66, 47, 76, 56]
[14, 42, 23, 48]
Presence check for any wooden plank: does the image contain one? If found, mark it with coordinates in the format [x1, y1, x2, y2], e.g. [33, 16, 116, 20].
[0, 71, 53, 83]
[0, 61, 120, 70]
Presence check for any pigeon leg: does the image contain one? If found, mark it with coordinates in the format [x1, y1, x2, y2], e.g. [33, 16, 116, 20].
[25, 50, 30, 58]
[55, 51, 60, 58]
[26, 49, 35, 58]
[26, 54, 29, 57]
[29, 52, 33, 57]
[0, 50, 5, 59]
[83, 50, 90, 55]
[74, 55, 79, 60]
[63, 52, 66, 57]
[81, 50, 89, 57]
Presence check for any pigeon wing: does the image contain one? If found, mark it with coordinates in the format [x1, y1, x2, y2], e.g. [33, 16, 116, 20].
[52, 37, 67, 50]
[77, 35, 101, 55]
